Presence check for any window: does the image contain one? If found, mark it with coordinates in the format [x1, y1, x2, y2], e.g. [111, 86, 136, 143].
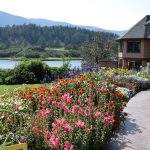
[127, 41, 140, 53]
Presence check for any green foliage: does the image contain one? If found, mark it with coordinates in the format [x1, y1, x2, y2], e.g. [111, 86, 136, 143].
[0, 59, 70, 84]
[0, 24, 117, 58]
[136, 70, 150, 80]
[81, 33, 118, 64]
[107, 68, 132, 76]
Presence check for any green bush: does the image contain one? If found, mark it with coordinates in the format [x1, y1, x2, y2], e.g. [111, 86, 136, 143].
[1, 59, 70, 84]
[0, 69, 11, 84]
[5, 59, 49, 84]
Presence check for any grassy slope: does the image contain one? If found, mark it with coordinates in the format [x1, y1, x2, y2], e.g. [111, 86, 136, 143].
[0, 84, 42, 95]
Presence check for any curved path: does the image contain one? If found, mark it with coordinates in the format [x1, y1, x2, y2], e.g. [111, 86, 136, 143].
[104, 90, 150, 150]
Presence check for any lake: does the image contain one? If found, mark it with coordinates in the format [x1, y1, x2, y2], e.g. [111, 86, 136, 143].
[0, 60, 81, 69]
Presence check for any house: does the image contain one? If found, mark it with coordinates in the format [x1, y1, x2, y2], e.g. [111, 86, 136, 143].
[117, 15, 150, 70]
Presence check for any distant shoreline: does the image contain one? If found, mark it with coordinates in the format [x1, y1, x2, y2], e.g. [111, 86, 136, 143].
[0, 57, 82, 61]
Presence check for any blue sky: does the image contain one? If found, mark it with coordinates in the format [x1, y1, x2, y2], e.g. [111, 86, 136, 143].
[0, 0, 149, 30]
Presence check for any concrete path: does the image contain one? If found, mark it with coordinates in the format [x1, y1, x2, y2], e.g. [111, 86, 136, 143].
[103, 90, 150, 150]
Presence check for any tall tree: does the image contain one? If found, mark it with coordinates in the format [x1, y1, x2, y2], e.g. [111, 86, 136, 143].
[81, 33, 110, 64]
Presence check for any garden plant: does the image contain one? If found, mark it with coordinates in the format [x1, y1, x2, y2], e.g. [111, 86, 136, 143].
[0, 67, 150, 150]
[0, 72, 128, 150]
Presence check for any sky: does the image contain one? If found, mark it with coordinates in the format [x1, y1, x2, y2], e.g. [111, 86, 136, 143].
[0, 0, 150, 31]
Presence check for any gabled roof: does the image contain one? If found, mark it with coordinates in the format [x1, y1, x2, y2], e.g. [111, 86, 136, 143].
[117, 15, 150, 40]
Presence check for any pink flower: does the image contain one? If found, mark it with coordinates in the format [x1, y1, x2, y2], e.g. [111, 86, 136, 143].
[37, 128, 43, 137]
[83, 111, 87, 117]
[44, 108, 50, 117]
[77, 99, 81, 105]
[45, 130, 51, 139]
[94, 111, 101, 119]
[78, 108, 83, 116]
[55, 119, 61, 125]
[52, 123, 57, 129]
[100, 86, 108, 93]
[62, 93, 74, 103]
[62, 93, 70, 101]
[64, 141, 74, 150]
[70, 145, 74, 150]
[64, 141, 70, 147]
[64, 105, 70, 113]
[15, 104, 19, 111]
[37, 109, 44, 117]
[0, 112, 2, 118]
[63, 123, 73, 132]
[75, 120, 85, 129]
[61, 118, 66, 124]
[71, 105, 79, 113]
[49, 134, 60, 149]
[48, 97, 55, 101]
[42, 99, 47, 105]
[31, 127, 35, 134]
[57, 102, 63, 108]
[20, 136, 25, 143]
[103, 115, 114, 126]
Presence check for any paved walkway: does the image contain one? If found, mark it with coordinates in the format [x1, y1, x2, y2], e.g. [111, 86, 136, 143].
[104, 90, 150, 150]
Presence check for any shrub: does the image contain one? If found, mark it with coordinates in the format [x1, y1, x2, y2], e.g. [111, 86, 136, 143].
[106, 72, 150, 93]
[0, 69, 11, 84]
[136, 70, 150, 80]
[123, 75, 150, 92]
[0, 73, 128, 149]
[2, 59, 70, 84]
[4, 59, 49, 84]
[107, 68, 132, 76]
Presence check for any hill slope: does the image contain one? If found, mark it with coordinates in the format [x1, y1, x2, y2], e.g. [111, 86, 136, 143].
[0, 11, 126, 35]
[0, 24, 118, 58]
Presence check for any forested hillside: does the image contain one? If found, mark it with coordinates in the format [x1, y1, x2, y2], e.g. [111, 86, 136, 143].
[0, 24, 118, 58]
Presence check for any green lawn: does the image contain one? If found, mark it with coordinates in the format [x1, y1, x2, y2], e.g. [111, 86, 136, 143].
[0, 84, 42, 95]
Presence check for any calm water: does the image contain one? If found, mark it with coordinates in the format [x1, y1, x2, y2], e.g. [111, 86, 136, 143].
[0, 60, 81, 69]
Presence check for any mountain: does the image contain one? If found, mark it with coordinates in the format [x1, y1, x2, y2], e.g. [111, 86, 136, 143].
[30, 18, 72, 27]
[0, 11, 126, 36]
[0, 11, 30, 26]
[78, 25, 126, 36]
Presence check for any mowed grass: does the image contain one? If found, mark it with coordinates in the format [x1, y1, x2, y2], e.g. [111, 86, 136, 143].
[0, 84, 43, 95]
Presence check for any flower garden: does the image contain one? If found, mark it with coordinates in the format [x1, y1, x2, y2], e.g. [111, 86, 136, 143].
[0, 68, 150, 150]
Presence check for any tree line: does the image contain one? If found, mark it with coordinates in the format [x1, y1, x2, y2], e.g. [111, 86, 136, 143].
[0, 24, 118, 59]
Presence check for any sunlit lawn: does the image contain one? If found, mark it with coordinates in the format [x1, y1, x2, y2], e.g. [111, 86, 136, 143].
[0, 84, 43, 95]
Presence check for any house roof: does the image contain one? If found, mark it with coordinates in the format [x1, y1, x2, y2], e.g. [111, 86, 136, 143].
[117, 15, 150, 40]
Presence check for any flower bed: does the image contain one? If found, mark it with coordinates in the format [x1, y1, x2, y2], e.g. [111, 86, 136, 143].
[106, 69, 150, 93]
[0, 73, 128, 150]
